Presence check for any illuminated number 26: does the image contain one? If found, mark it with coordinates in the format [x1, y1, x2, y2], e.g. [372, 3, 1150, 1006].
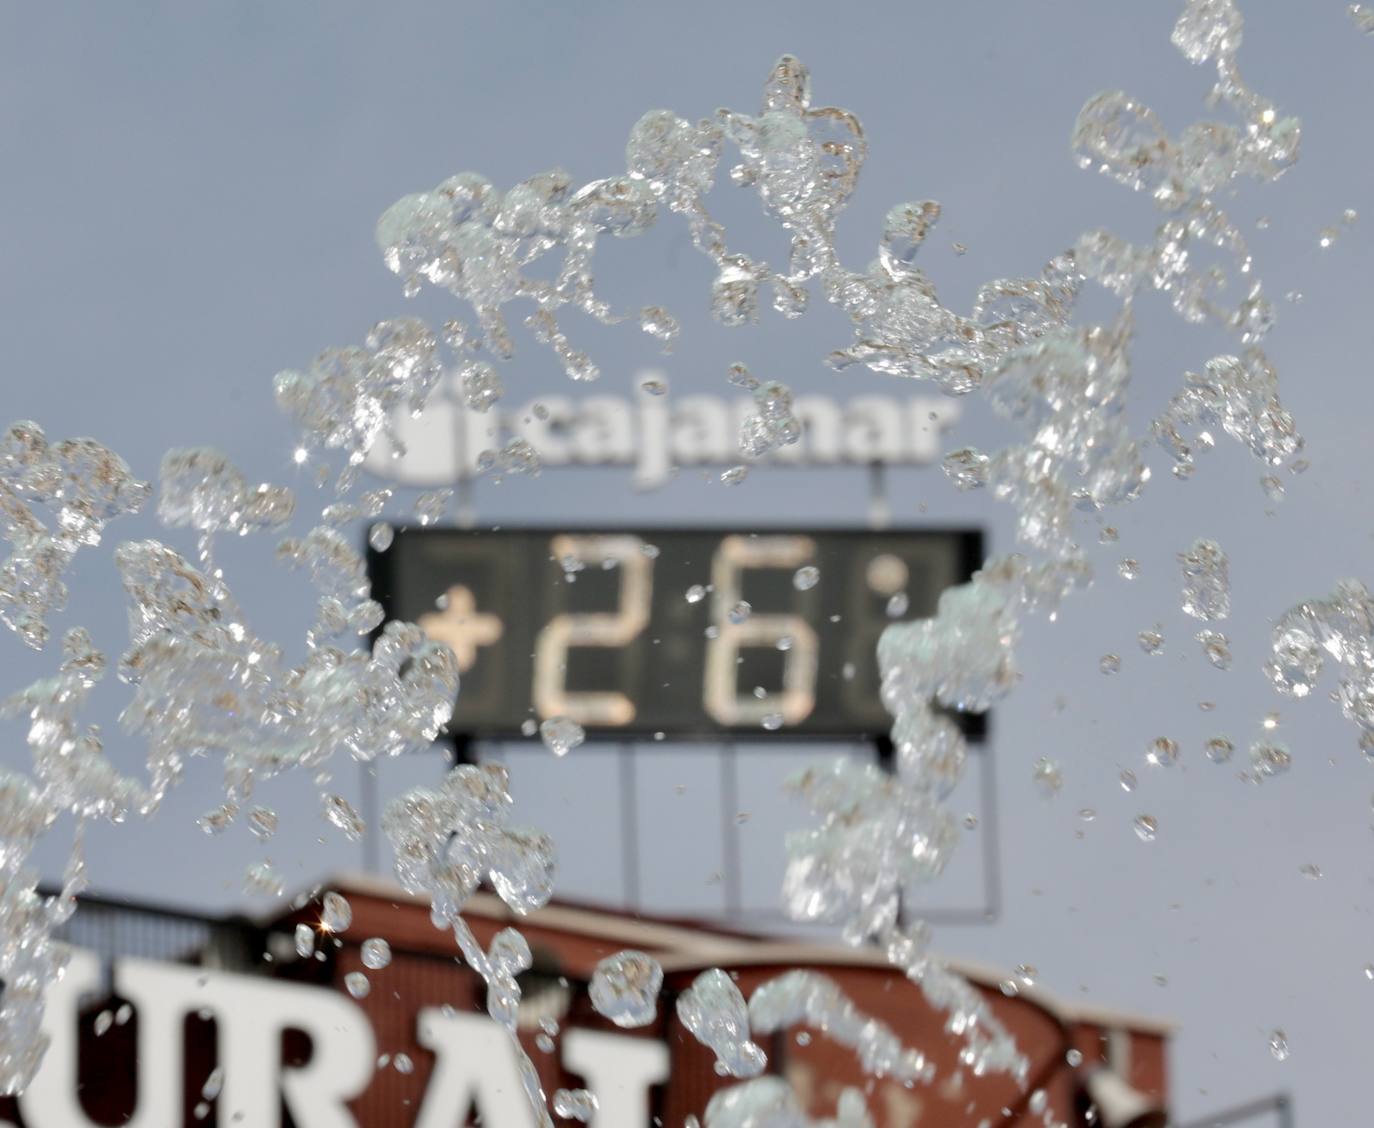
[533, 535, 653, 726]
[703, 535, 818, 727]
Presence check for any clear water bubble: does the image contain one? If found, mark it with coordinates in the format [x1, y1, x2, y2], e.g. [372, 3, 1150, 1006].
[1138, 628, 1165, 655]
[792, 565, 820, 591]
[243, 862, 284, 897]
[1251, 740, 1292, 779]
[1099, 653, 1121, 674]
[368, 522, 395, 552]
[460, 361, 503, 413]
[247, 806, 278, 841]
[294, 923, 316, 958]
[322, 891, 352, 933]
[361, 938, 392, 970]
[540, 716, 585, 757]
[1179, 539, 1230, 621]
[345, 971, 370, 999]
[1146, 737, 1180, 768]
[589, 950, 663, 1028]
[553, 1089, 599, 1122]
[1032, 758, 1063, 798]
[675, 969, 767, 1078]
[1205, 736, 1235, 763]
[1133, 814, 1158, 842]
[1197, 629, 1232, 669]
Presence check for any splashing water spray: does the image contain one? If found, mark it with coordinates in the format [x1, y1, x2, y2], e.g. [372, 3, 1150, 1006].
[2, 1, 1362, 1123]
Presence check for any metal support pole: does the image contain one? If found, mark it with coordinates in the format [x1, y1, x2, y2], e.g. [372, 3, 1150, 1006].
[867, 461, 891, 530]
[720, 740, 743, 919]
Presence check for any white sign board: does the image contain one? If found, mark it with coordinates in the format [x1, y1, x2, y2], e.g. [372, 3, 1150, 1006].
[364, 373, 960, 490]
[18, 948, 667, 1128]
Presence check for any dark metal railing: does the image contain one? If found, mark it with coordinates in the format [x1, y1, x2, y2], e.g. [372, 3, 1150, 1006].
[39, 888, 264, 973]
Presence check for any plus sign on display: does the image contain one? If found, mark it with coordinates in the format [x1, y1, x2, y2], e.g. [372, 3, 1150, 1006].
[369, 527, 982, 739]
[417, 585, 505, 672]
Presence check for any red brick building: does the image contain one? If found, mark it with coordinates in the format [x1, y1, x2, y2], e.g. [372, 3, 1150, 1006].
[0, 875, 1170, 1126]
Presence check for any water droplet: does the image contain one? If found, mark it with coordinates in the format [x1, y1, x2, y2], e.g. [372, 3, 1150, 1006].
[460, 361, 503, 413]
[1268, 1029, 1289, 1062]
[394, 1052, 413, 1074]
[1120, 769, 1138, 792]
[761, 713, 784, 731]
[1099, 653, 1121, 675]
[540, 716, 585, 757]
[1251, 740, 1292, 779]
[792, 565, 820, 591]
[727, 362, 758, 390]
[686, 584, 707, 604]
[640, 376, 669, 397]
[589, 950, 663, 1028]
[886, 592, 910, 618]
[247, 806, 278, 842]
[1138, 629, 1165, 655]
[720, 464, 749, 485]
[729, 601, 752, 625]
[294, 923, 315, 958]
[1118, 558, 1140, 580]
[1146, 737, 1180, 769]
[553, 1088, 599, 1122]
[1197, 629, 1232, 670]
[1205, 737, 1234, 763]
[1099, 526, 1119, 544]
[1299, 863, 1322, 880]
[943, 447, 990, 491]
[1179, 539, 1230, 622]
[1032, 757, 1063, 798]
[322, 891, 352, 933]
[1133, 814, 1158, 842]
[243, 862, 284, 898]
[361, 938, 391, 970]
[345, 971, 370, 999]
[369, 522, 395, 552]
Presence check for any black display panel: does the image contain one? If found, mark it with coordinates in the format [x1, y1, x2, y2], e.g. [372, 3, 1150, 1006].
[369, 527, 982, 740]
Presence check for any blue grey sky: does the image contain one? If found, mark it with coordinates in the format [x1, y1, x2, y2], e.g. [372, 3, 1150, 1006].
[3, 1, 1372, 1122]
